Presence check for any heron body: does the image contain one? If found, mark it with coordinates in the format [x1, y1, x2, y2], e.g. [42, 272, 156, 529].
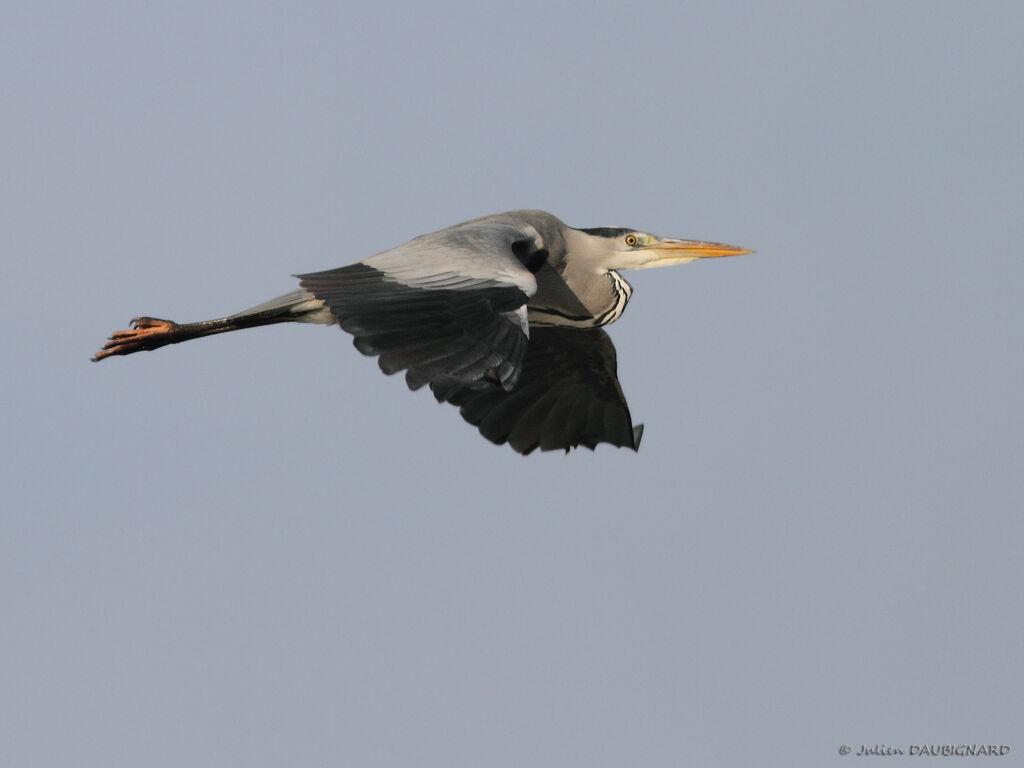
[94, 210, 749, 454]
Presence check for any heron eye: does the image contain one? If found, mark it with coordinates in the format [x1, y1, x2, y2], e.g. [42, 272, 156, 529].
[625, 234, 638, 246]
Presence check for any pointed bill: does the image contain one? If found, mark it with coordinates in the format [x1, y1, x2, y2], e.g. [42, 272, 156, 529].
[648, 239, 753, 258]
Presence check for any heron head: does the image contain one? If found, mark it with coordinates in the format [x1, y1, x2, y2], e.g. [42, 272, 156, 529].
[572, 227, 752, 272]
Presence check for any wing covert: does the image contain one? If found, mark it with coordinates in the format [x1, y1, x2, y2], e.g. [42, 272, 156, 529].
[299, 218, 543, 391]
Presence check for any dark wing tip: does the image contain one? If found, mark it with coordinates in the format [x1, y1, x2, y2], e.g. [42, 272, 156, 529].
[434, 328, 643, 455]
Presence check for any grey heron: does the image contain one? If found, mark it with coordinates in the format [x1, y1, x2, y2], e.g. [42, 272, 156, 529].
[93, 210, 749, 454]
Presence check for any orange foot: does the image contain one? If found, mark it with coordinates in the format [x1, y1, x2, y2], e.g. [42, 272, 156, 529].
[92, 317, 181, 361]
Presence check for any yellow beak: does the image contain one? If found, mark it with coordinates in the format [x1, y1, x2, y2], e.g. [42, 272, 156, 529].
[649, 238, 753, 258]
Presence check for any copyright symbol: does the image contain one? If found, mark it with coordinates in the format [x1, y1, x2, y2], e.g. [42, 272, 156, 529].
[839, 745, 851, 755]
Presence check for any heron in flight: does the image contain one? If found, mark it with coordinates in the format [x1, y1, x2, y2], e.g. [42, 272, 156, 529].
[93, 210, 749, 453]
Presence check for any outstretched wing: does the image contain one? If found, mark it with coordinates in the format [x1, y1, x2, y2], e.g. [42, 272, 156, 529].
[298, 217, 542, 391]
[431, 327, 644, 454]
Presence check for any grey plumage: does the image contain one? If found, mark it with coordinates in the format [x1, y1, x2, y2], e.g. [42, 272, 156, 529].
[93, 210, 749, 454]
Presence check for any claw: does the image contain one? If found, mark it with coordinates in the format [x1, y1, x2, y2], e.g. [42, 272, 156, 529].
[92, 317, 180, 361]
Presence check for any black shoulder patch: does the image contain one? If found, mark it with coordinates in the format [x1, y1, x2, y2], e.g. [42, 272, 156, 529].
[511, 239, 548, 273]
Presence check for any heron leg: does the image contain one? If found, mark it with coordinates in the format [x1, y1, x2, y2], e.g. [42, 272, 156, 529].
[92, 289, 330, 362]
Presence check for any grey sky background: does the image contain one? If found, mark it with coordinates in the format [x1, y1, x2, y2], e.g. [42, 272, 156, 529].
[3, 1, 1022, 766]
